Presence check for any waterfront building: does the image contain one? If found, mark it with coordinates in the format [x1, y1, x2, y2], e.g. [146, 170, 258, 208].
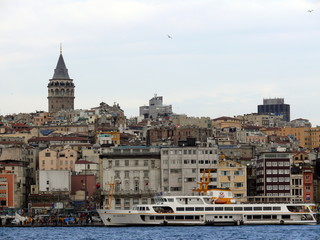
[99, 146, 161, 209]
[0, 173, 15, 208]
[160, 145, 219, 195]
[256, 152, 292, 197]
[217, 159, 247, 202]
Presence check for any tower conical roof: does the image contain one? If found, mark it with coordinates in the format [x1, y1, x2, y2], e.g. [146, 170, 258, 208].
[52, 54, 70, 79]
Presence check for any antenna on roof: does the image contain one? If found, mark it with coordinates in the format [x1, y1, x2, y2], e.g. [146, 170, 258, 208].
[60, 43, 62, 55]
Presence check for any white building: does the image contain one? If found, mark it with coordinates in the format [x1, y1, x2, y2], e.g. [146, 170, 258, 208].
[39, 170, 71, 192]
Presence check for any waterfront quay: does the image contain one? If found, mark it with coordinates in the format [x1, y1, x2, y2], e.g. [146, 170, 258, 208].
[0, 209, 103, 227]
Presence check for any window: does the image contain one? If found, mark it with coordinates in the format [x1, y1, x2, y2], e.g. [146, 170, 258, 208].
[221, 182, 230, 188]
[115, 171, 120, 178]
[135, 160, 139, 166]
[272, 162, 278, 167]
[134, 180, 139, 191]
[115, 160, 120, 167]
[45, 152, 50, 157]
[234, 182, 243, 188]
[266, 162, 271, 166]
[234, 170, 243, 176]
[125, 160, 129, 166]
[125, 171, 129, 178]
[221, 171, 230, 176]
[144, 160, 148, 166]
[144, 171, 148, 178]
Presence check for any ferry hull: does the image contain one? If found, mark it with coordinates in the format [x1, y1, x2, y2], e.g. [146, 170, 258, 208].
[97, 209, 317, 227]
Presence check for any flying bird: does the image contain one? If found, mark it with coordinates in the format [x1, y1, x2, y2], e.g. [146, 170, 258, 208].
[307, 9, 314, 13]
[167, 35, 173, 39]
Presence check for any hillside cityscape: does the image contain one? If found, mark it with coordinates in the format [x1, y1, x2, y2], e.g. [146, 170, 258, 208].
[0, 50, 319, 222]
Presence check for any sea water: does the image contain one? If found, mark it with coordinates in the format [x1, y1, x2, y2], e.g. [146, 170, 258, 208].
[0, 225, 319, 240]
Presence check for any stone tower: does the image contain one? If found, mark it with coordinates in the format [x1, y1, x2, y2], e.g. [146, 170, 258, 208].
[47, 48, 75, 113]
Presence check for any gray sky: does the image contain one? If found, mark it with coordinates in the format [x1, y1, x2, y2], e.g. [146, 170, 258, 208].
[1, 0, 320, 125]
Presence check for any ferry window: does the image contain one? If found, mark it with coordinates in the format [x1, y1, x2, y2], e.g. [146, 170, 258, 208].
[195, 207, 204, 211]
[205, 207, 214, 211]
[244, 207, 252, 211]
[186, 207, 194, 211]
[263, 207, 272, 211]
[273, 207, 281, 211]
[214, 216, 218, 219]
[219, 216, 223, 219]
[229, 216, 232, 218]
[166, 216, 174, 220]
[167, 198, 174, 202]
[225, 207, 233, 211]
[253, 215, 261, 219]
[195, 216, 200, 220]
[224, 216, 228, 218]
[175, 216, 184, 220]
[247, 215, 252, 220]
[146, 207, 150, 211]
[185, 216, 194, 220]
[156, 216, 164, 220]
[272, 215, 277, 219]
[282, 215, 290, 219]
[234, 207, 243, 211]
[215, 207, 223, 211]
[263, 215, 272, 219]
[150, 216, 154, 220]
[176, 207, 184, 211]
[254, 207, 262, 211]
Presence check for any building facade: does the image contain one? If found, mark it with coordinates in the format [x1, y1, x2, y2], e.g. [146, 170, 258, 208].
[258, 98, 290, 122]
[160, 146, 219, 195]
[256, 152, 292, 197]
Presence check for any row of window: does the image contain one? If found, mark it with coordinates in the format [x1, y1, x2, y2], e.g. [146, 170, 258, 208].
[114, 170, 149, 178]
[220, 182, 244, 188]
[42, 160, 73, 166]
[266, 177, 290, 182]
[162, 150, 216, 155]
[149, 215, 201, 221]
[257, 169, 290, 175]
[265, 161, 290, 167]
[162, 160, 217, 165]
[110, 160, 155, 167]
[266, 185, 291, 190]
[176, 206, 281, 212]
[220, 170, 244, 176]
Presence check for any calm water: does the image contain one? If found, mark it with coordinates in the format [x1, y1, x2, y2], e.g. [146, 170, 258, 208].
[0, 225, 320, 240]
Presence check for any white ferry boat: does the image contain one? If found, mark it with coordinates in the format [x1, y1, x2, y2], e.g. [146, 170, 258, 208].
[97, 189, 318, 226]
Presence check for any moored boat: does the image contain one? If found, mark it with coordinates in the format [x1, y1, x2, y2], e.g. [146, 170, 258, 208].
[97, 189, 318, 226]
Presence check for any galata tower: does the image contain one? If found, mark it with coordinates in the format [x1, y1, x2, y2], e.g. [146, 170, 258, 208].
[47, 47, 75, 113]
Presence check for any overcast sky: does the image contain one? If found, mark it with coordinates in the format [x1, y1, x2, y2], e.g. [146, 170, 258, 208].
[1, 0, 320, 125]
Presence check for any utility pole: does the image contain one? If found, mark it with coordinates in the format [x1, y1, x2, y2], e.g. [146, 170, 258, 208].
[84, 156, 87, 210]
